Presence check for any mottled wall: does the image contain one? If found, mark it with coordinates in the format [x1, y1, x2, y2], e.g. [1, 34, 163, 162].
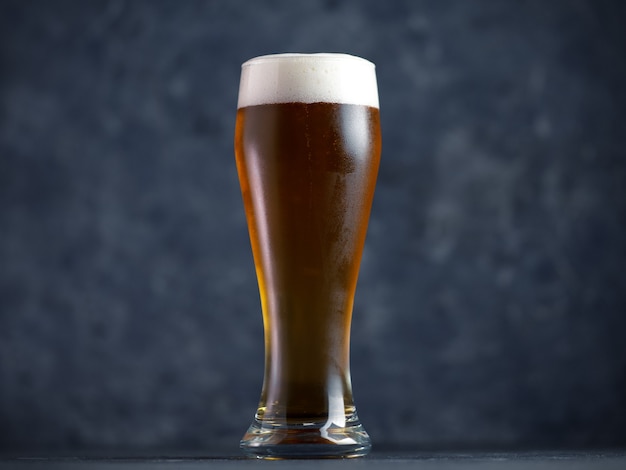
[1, 0, 625, 453]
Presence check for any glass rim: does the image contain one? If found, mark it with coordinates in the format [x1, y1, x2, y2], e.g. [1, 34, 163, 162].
[242, 53, 375, 69]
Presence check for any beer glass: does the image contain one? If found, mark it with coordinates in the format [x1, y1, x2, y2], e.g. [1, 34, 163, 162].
[234, 53, 381, 459]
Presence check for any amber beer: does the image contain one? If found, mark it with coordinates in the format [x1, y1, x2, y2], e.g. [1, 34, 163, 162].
[235, 54, 380, 458]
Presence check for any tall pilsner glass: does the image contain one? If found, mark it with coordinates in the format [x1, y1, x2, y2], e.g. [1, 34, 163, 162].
[234, 53, 381, 459]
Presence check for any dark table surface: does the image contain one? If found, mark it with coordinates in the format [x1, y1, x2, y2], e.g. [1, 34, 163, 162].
[2, 451, 626, 469]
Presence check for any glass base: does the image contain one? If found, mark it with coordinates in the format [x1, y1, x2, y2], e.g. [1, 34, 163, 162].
[240, 413, 371, 459]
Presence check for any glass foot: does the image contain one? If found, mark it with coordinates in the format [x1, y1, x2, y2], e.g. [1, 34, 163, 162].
[240, 413, 371, 459]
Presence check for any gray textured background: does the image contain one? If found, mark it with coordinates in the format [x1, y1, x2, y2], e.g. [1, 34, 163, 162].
[1, 0, 625, 453]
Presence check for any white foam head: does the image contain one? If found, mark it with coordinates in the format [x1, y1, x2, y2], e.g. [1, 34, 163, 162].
[237, 53, 379, 109]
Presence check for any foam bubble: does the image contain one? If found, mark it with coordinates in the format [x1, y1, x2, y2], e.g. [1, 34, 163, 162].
[237, 53, 379, 109]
